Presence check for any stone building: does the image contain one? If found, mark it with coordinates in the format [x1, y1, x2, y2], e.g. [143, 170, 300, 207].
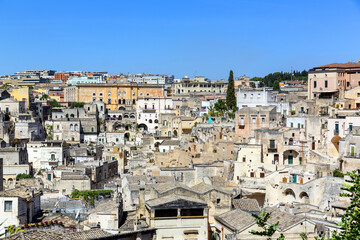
[0, 187, 42, 235]
[0, 98, 26, 116]
[235, 106, 278, 142]
[308, 62, 360, 99]
[145, 194, 209, 240]
[27, 140, 70, 170]
[64, 83, 165, 111]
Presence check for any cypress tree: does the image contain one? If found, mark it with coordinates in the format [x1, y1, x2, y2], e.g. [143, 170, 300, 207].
[226, 70, 236, 110]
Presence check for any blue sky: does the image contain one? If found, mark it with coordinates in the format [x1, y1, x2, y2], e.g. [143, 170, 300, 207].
[0, 0, 359, 79]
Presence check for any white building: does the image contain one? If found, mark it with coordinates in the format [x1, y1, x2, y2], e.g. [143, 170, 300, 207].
[237, 88, 290, 114]
[0, 187, 42, 235]
[98, 132, 126, 145]
[159, 140, 180, 153]
[27, 141, 70, 170]
[136, 98, 174, 133]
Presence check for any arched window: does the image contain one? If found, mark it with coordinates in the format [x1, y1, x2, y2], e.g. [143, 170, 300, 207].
[70, 114, 74, 118]
[70, 124, 73, 131]
[149, 119, 153, 123]
[155, 119, 158, 123]
[74, 124, 78, 131]
[122, 99, 126, 104]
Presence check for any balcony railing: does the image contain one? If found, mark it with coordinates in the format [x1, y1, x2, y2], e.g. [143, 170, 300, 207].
[346, 152, 360, 158]
[268, 147, 278, 153]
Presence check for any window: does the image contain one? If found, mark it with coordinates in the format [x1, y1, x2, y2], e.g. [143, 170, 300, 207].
[261, 118, 265, 124]
[74, 124, 78, 131]
[298, 123, 300, 129]
[99, 93, 103, 96]
[4, 201, 12, 212]
[93, 93, 96, 96]
[252, 118, 256, 124]
[313, 81, 317, 88]
[325, 80, 328, 88]
[51, 154, 55, 160]
[350, 145, 355, 157]
[70, 124, 73, 131]
[145, 105, 147, 109]
[108, 99, 111, 104]
[269, 140, 275, 149]
[240, 117, 244, 125]
[291, 122, 293, 128]
[146, 93, 150, 96]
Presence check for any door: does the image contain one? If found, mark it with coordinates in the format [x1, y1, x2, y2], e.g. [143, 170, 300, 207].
[292, 174, 297, 183]
[288, 155, 293, 164]
[335, 123, 339, 134]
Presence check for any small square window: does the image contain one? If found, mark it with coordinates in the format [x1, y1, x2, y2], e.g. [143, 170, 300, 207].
[4, 201, 12, 212]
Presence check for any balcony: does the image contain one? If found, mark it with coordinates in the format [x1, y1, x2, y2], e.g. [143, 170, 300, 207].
[346, 152, 360, 158]
[238, 125, 245, 129]
[268, 147, 278, 153]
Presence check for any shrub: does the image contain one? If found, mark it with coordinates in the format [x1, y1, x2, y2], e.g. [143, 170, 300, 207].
[16, 174, 34, 180]
[333, 169, 344, 178]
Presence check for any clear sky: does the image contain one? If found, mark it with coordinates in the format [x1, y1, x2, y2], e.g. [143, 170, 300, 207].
[0, 0, 360, 79]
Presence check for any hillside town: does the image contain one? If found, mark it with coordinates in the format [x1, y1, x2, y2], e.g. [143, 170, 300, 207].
[0, 63, 359, 240]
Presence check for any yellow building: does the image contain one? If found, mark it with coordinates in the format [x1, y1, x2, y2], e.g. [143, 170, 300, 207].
[3, 77, 41, 87]
[64, 83, 165, 110]
[10, 87, 30, 108]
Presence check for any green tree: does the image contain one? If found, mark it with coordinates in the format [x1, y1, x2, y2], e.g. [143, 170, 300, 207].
[40, 94, 50, 101]
[332, 171, 360, 240]
[250, 211, 285, 240]
[2, 83, 11, 91]
[48, 99, 62, 109]
[71, 102, 85, 108]
[273, 80, 280, 90]
[214, 99, 227, 114]
[226, 70, 236, 110]
[208, 105, 216, 117]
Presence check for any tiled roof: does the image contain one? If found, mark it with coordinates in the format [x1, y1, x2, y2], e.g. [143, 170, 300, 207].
[151, 182, 195, 195]
[146, 194, 206, 208]
[67, 229, 112, 240]
[191, 182, 232, 195]
[232, 198, 261, 212]
[215, 209, 255, 232]
[0, 186, 40, 199]
[43, 214, 78, 228]
[3, 229, 68, 240]
[266, 208, 305, 231]
[313, 62, 360, 69]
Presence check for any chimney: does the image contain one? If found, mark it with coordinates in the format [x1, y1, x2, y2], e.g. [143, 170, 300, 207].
[289, 204, 295, 215]
[137, 187, 146, 220]
[279, 203, 285, 212]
